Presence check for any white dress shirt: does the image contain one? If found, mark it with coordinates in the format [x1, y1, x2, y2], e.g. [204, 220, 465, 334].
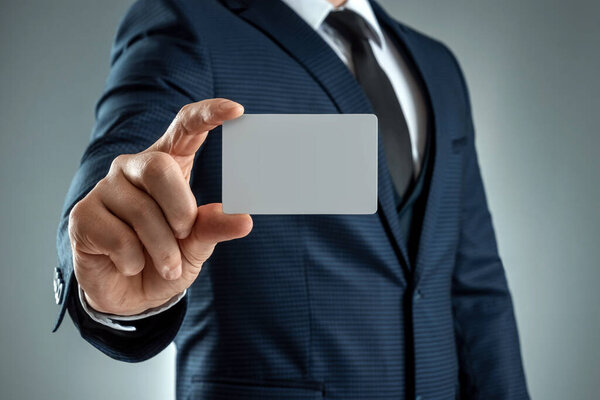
[81, 0, 428, 331]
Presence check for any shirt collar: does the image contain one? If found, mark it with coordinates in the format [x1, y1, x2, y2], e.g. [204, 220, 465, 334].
[280, 0, 384, 47]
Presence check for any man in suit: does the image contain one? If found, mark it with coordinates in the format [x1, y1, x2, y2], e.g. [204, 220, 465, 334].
[53, 0, 529, 398]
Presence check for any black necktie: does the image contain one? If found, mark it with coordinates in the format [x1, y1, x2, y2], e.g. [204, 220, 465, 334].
[325, 9, 414, 199]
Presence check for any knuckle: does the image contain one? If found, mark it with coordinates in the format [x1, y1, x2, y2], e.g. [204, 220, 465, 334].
[68, 200, 98, 254]
[171, 204, 197, 235]
[93, 176, 111, 193]
[199, 102, 218, 125]
[179, 103, 193, 117]
[68, 201, 84, 227]
[175, 104, 193, 136]
[109, 154, 128, 172]
[140, 152, 176, 183]
[68, 199, 92, 239]
[179, 101, 219, 129]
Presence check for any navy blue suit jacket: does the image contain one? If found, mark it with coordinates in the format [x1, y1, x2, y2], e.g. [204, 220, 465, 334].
[54, 0, 529, 398]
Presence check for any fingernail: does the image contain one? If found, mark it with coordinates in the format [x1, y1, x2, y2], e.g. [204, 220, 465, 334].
[163, 265, 180, 281]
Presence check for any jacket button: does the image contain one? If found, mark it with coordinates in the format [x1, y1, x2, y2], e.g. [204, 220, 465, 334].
[414, 289, 423, 300]
[53, 268, 64, 305]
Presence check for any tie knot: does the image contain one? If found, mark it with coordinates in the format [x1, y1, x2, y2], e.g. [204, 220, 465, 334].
[325, 9, 380, 46]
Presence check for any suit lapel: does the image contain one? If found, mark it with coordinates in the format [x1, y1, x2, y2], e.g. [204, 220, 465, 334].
[231, 0, 371, 114]
[371, 1, 452, 284]
[222, 0, 424, 282]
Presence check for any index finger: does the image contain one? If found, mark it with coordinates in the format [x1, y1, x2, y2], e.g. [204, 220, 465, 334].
[148, 98, 244, 169]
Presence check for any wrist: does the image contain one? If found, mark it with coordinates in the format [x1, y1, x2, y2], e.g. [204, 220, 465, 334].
[82, 288, 186, 318]
[78, 285, 187, 332]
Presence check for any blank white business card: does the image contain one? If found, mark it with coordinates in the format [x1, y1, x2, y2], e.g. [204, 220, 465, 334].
[222, 114, 378, 215]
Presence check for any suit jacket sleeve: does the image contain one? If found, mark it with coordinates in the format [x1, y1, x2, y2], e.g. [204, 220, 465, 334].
[446, 49, 529, 399]
[52, 0, 213, 362]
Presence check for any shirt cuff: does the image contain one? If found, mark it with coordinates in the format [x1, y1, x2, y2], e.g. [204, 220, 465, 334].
[77, 284, 186, 332]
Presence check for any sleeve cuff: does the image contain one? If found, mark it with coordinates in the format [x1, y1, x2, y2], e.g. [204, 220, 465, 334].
[78, 285, 186, 332]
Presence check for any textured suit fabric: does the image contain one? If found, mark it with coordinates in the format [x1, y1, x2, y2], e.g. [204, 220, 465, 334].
[54, 0, 529, 399]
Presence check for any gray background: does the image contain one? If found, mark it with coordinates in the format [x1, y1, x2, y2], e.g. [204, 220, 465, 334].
[0, 0, 598, 399]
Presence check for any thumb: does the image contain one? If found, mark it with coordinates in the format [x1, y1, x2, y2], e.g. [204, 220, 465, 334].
[179, 203, 253, 269]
